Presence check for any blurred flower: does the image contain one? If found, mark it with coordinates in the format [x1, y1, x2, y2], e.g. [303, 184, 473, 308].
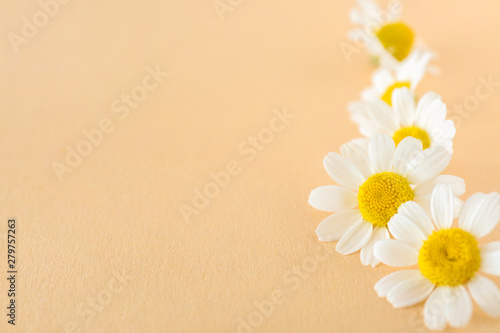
[359, 51, 433, 105]
[349, 0, 433, 70]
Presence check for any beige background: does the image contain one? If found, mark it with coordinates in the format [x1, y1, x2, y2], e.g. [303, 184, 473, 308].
[1, 0, 500, 332]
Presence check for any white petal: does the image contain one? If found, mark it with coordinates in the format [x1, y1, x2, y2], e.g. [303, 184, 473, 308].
[458, 193, 487, 232]
[365, 100, 399, 133]
[316, 210, 363, 242]
[397, 201, 434, 237]
[451, 197, 463, 219]
[415, 175, 466, 197]
[340, 140, 373, 179]
[336, 220, 373, 255]
[388, 213, 427, 247]
[348, 101, 371, 126]
[480, 241, 500, 276]
[467, 275, 500, 318]
[406, 146, 452, 185]
[445, 285, 473, 328]
[354, 0, 381, 22]
[309, 186, 358, 212]
[460, 193, 500, 238]
[374, 239, 419, 267]
[375, 270, 422, 298]
[442, 175, 466, 196]
[424, 287, 448, 331]
[387, 273, 435, 308]
[323, 153, 365, 190]
[431, 184, 455, 230]
[361, 87, 379, 102]
[392, 87, 416, 127]
[349, 137, 370, 150]
[397, 50, 433, 86]
[360, 227, 388, 267]
[414, 92, 440, 113]
[394, 136, 423, 177]
[368, 134, 396, 173]
[429, 120, 456, 151]
[348, 8, 362, 24]
[414, 92, 446, 130]
[358, 121, 382, 138]
[371, 68, 394, 91]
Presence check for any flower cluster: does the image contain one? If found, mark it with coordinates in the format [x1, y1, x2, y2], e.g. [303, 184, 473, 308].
[309, 0, 500, 330]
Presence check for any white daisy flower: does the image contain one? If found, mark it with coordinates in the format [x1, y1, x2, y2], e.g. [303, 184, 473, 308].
[359, 51, 433, 105]
[349, 87, 456, 153]
[309, 133, 464, 267]
[374, 184, 500, 330]
[349, 0, 433, 70]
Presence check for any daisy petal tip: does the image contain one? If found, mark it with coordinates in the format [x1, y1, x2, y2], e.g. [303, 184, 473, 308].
[374, 285, 385, 298]
[334, 244, 347, 255]
[390, 302, 406, 309]
[360, 255, 379, 267]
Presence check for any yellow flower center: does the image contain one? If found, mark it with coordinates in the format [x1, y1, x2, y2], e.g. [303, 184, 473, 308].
[381, 81, 411, 106]
[358, 172, 414, 227]
[419, 229, 481, 286]
[376, 22, 414, 62]
[393, 126, 431, 150]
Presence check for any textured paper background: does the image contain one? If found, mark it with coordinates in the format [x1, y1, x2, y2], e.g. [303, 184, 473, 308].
[1, 0, 500, 332]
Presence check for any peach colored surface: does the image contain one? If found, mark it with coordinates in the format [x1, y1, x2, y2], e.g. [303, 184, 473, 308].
[1, 0, 500, 332]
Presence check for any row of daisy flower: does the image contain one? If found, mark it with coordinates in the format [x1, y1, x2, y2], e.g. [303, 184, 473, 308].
[309, 0, 500, 330]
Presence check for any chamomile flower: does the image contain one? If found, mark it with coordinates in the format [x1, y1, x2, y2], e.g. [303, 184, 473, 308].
[374, 184, 500, 330]
[359, 51, 433, 105]
[349, 87, 455, 153]
[309, 134, 464, 267]
[349, 0, 432, 69]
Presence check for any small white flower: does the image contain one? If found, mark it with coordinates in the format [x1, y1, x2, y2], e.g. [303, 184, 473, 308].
[349, 0, 433, 70]
[309, 134, 464, 267]
[349, 87, 456, 153]
[359, 51, 433, 104]
[374, 184, 500, 330]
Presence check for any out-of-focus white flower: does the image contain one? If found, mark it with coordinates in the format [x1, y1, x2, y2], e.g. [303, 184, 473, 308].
[349, 0, 434, 70]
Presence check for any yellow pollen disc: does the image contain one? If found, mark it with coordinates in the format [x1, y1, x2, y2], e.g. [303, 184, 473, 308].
[358, 172, 414, 227]
[393, 126, 431, 150]
[376, 22, 414, 62]
[381, 81, 411, 106]
[419, 229, 481, 287]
